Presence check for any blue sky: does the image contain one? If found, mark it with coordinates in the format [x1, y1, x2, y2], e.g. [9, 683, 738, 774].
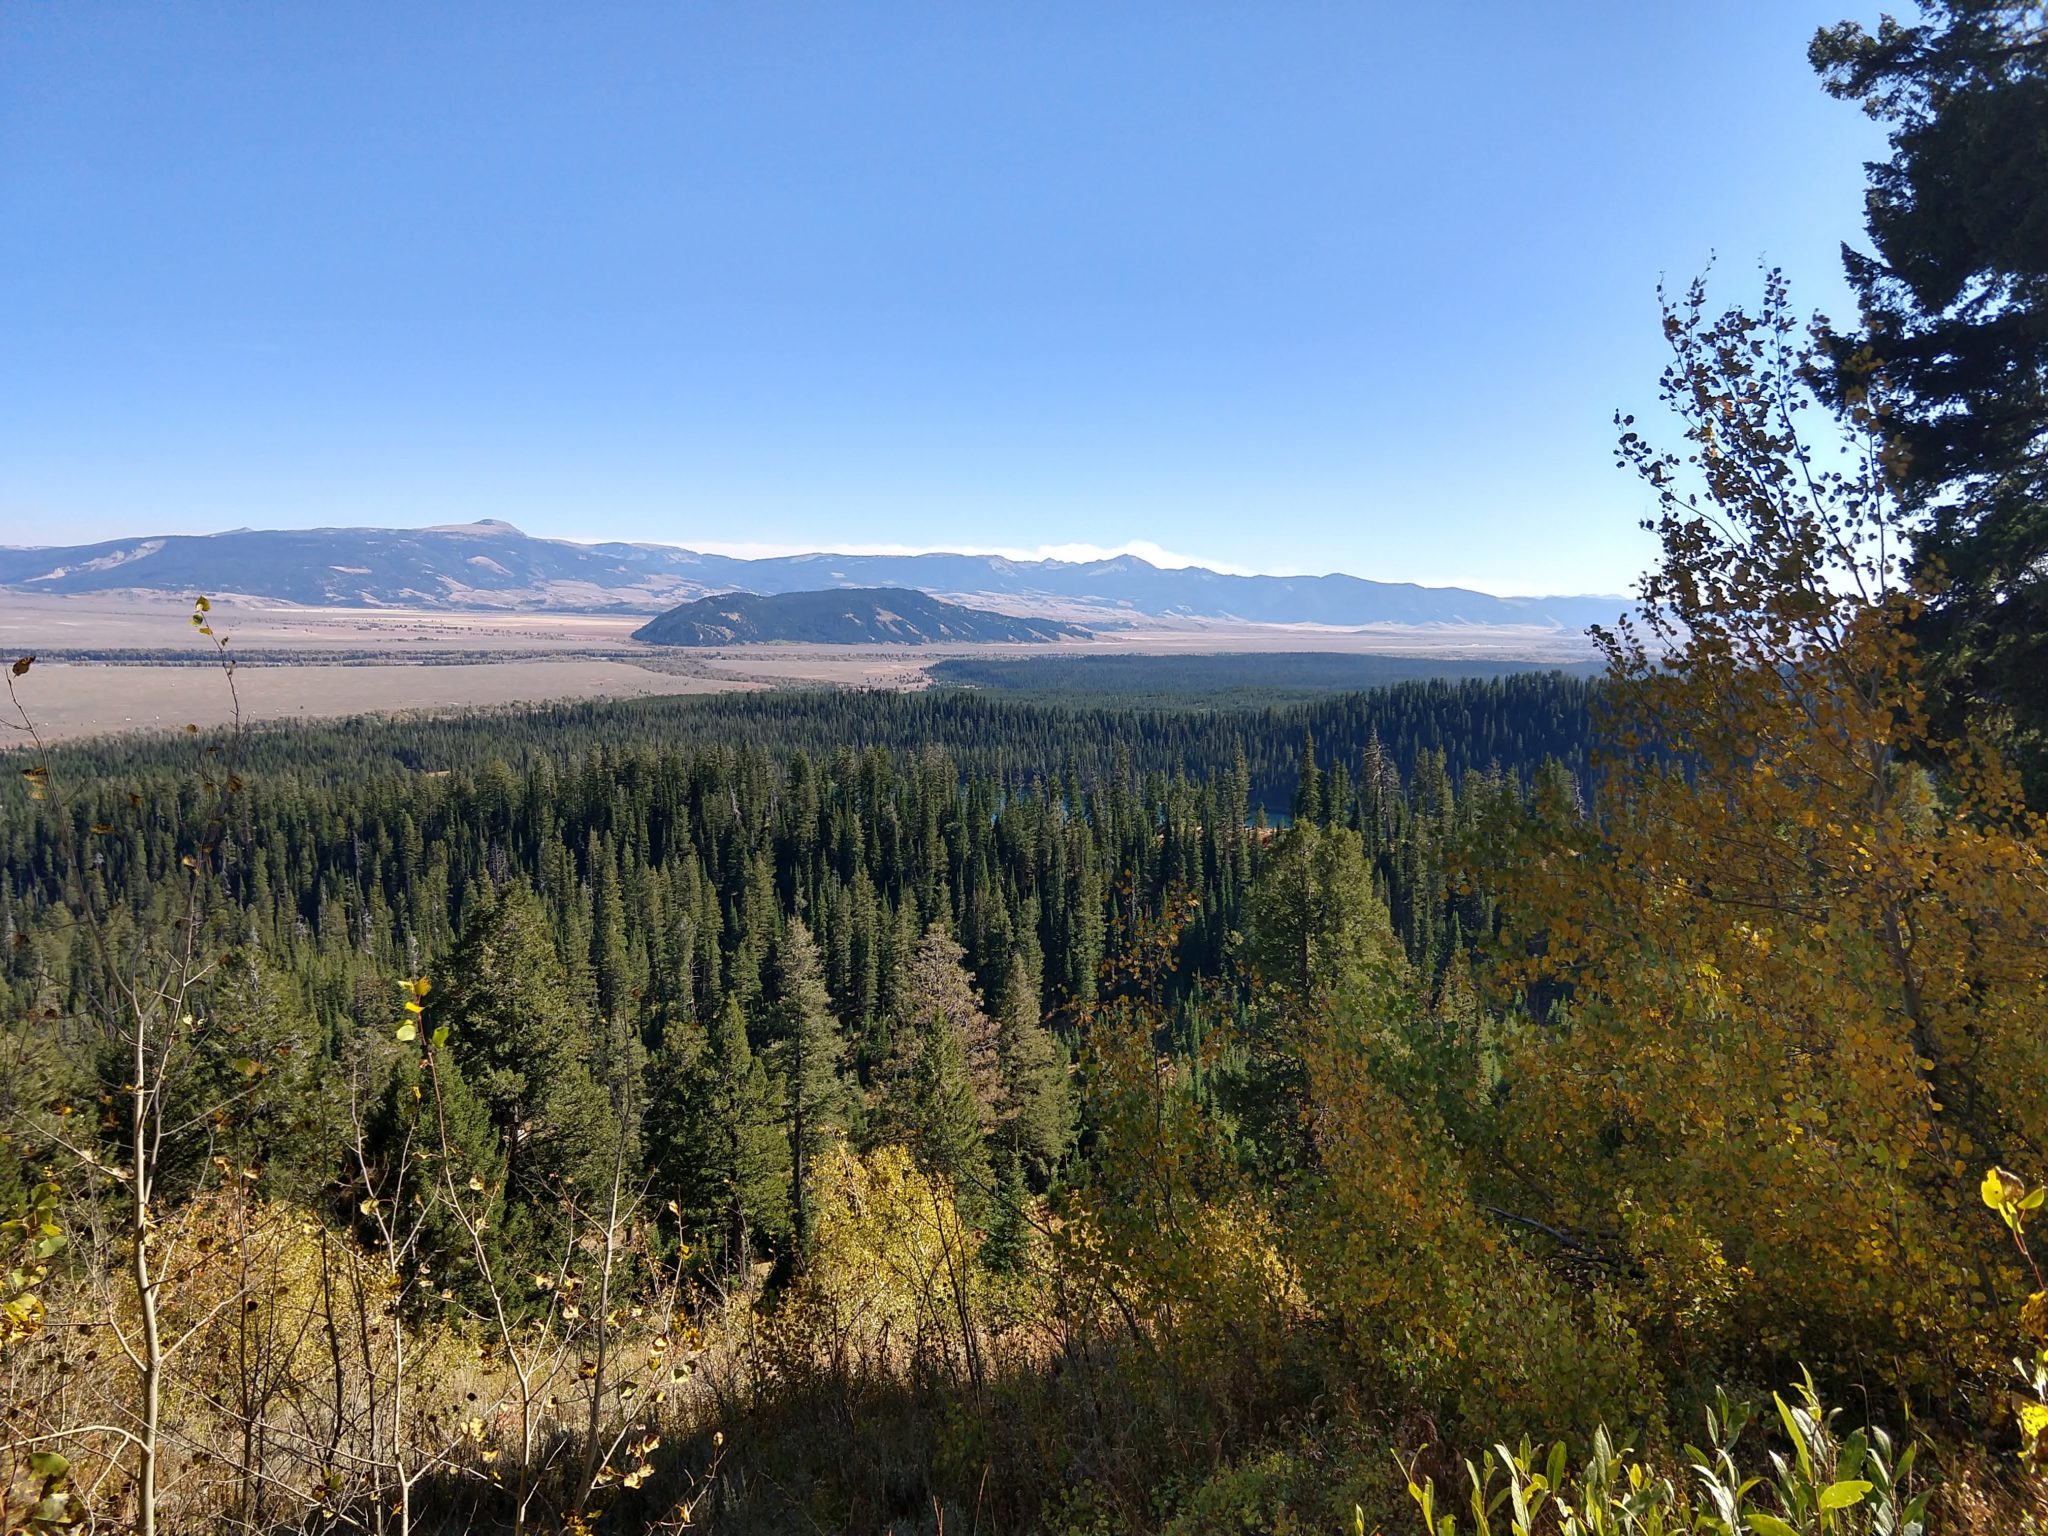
[0, 2, 1889, 594]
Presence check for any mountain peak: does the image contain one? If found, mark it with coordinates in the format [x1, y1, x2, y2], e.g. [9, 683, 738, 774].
[425, 518, 525, 537]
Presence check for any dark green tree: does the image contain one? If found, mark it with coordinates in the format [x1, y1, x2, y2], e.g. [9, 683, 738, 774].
[993, 959, 1074, 1183]
[1813, 2, 2048, 794]
[178, 951, 334, 1201]
[769, 918, 847, 1255]
[1226, 820, 1407, 1174]
[361, 1040, 505, 1307]
[1241, 821, 1401, 1006]
[646, 1000, 790, 1275]
[1292, 729, 1324, 826]
[888, 926, 1004, 1131]
[904, 1000, 992, 1226]
[980, 1147, 1031, 1274]
[427, 882, 619, 1261]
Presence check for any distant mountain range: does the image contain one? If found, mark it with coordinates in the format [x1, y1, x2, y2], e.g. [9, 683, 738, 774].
[635, 588, 1085, 647]
[0, 521, 1622, 632]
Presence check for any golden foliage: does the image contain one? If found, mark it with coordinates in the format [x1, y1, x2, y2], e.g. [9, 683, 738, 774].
[767, 1141, 987, 1390]
[1300, 981, 1655, 1440]
[1490, 273, 2048, 1390]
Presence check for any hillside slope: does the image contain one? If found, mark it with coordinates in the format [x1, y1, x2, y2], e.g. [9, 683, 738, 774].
[632, 587, 1087, 646]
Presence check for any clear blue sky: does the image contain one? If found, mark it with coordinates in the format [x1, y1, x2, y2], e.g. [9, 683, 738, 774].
[0, 2, 1890, 594]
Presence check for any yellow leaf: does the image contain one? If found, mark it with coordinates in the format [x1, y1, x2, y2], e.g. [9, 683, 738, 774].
[1985, 1167, 2026, 1212]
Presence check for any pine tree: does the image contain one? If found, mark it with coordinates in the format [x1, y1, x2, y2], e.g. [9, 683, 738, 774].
[589, 837, 633, 1028]
[886, 926, 1004, 1130]
[428, 881, 619, 1264]
[646, 1000, 790, 1274]
[905, 1002, 992, 1226]
[1242, 822, 1402, 1006]
[1227, 739, 1253, 889]
[730, 851, 777, 1009]
[1066, 836, 1104, 1013]
[178, 950, 334, 1201]
[770, 918, 847, 1254]
[1292, 730, 1324, 826]
[994, 958, 1074, 1183]
[1326, 759, 1353, 832]
[1229, 821, 1408, 1174]
[981, 1147, 1031, 1273]
[1812, 2, 2048, 797]
[362, 1040, 505, 1307]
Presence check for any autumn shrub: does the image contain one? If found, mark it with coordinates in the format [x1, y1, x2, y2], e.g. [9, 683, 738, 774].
[1484, 274, 2048, 1418]
[1299, 996, 1658, 1445]
[759, 1140, 986, 1395]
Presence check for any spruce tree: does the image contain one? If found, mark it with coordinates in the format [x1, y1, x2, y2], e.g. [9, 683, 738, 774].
[980, 1146, 1031, 1274]
[1813, 3, 2048, 796]
[428, 881, 619, 1265]
[361, 1041, 504, 1308]
[1230, 821, 1408, 1174]
[890, 926, 1004, 1130]
[1292, 729, 1324, 826]
[646, 1000, 790, 1274]
[905, 1002, 992, 1225]
[1243, 821, 1402, 1006]
[770, 918, 846, 1255]
[179, 950, 334, 1201]
[994, 959, 1074, 1183]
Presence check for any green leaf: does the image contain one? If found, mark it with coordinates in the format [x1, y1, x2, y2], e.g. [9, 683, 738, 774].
[1819, 1479, 1872, 1511]
[1773, 1394, 1815, 1482]
[1746, 1516, 1800, 1536]
[34, 1233, 66, 1259]
[431, 1025, 450, 1048]
[26, 1449, 69, 1479]
[394, 1023, 417, 1043]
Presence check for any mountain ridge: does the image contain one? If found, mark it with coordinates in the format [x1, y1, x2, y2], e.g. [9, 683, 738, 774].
[0, 521, 1625, 632]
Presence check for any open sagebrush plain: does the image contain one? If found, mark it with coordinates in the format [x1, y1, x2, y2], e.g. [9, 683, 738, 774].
[0, 591, 1597, 739]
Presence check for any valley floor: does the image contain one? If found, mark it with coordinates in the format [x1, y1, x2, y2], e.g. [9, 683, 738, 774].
[0, 591, 1597, 739]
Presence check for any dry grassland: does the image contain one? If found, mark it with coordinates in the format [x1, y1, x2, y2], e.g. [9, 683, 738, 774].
[0, 592, 1596, 740]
